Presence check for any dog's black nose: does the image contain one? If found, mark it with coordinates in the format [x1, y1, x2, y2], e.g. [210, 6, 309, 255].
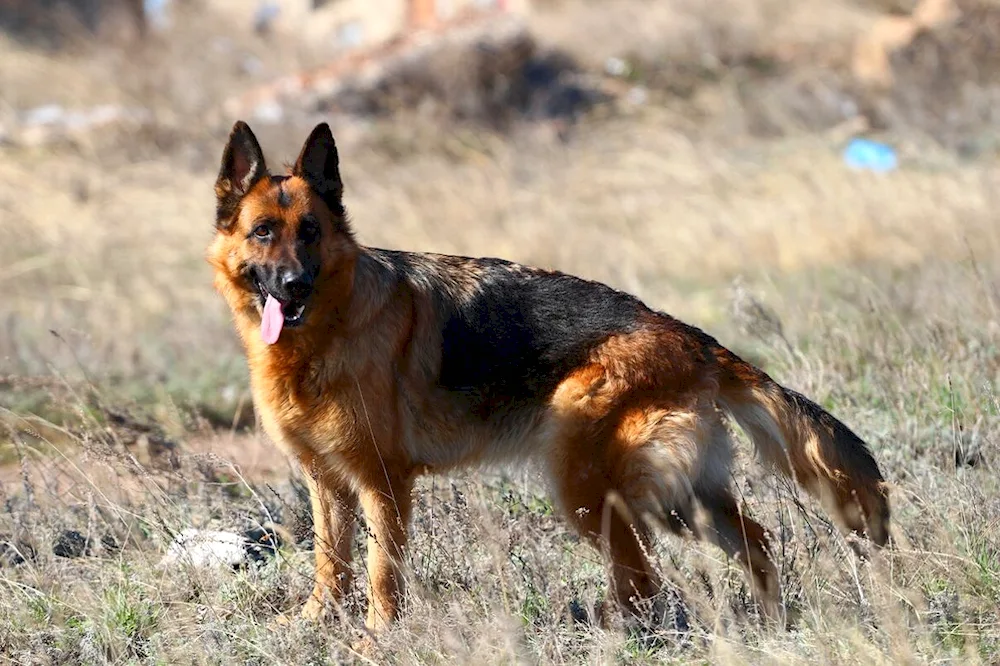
[279, 269, 312, 300]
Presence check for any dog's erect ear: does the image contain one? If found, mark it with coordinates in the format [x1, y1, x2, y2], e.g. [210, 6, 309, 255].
[293, 123, 344, 217]
[215, 121, 267, 227]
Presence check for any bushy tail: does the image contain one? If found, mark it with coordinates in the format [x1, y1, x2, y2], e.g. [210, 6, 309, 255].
[714, 347, 891, 546]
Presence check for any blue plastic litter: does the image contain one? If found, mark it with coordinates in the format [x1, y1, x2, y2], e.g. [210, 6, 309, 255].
[843, 138, 898, 173]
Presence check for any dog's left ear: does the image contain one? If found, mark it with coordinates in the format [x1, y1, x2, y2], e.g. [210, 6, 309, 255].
[216, 121, 268, 227]
[293, 123, 344, 217]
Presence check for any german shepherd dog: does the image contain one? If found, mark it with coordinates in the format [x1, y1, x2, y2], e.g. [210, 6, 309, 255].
[209, 121, 890, 635]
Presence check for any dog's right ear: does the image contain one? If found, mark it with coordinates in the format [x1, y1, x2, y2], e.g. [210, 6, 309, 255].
[215, 121, 268, 227]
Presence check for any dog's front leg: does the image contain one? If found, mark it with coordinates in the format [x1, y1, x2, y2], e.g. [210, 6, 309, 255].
[358, 475, 413, 633]
[302, 469, 358, 621]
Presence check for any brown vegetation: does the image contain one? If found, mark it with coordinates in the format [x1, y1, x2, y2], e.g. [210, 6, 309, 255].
[1, 0, 999, 663]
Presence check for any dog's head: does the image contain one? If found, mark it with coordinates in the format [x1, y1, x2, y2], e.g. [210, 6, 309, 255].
[208, 121, 357, 345]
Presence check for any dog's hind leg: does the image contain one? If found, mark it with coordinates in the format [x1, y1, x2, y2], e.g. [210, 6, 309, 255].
[547, 369, 665, 617]
[692, 488, 779, 619]
[679, 413, 780, 619]
[616, 403, 780, 620]
[550, 440, 662, 616]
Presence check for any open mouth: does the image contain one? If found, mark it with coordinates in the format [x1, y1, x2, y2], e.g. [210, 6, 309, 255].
[280, 301, 306, 325]
[252, 277, 309, 345]
[254, 280, 307, 325]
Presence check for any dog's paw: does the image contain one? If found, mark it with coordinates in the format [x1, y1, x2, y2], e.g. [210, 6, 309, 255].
[300, 596, 328, 623]
[350, 633, 379, 658]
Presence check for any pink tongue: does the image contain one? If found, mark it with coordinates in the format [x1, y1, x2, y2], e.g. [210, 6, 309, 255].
[261, 294, 285, 345]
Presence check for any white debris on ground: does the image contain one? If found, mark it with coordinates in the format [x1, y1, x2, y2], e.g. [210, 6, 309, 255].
[158, 525, 285, 569]
[159, 529, 249, 569]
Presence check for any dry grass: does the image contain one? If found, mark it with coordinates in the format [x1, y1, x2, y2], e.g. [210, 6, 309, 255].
[2, 0, 1000, 664]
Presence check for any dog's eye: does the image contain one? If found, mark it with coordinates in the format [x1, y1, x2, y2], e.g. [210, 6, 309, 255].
[252, 224, 271, 240]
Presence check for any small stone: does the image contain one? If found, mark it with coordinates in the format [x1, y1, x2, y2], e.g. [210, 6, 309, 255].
[53, 530, 90, 558]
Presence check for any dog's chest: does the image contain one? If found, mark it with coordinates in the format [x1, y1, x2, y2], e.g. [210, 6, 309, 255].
[250, 368, 370, 463]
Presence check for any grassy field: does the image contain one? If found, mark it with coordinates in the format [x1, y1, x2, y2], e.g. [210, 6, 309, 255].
[2, 1, 1000, 664]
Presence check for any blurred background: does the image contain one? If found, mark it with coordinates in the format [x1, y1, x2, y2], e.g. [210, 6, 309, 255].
[2, 1, 1000, 662]
[3, 0, 1000, 498]
[2, 0, 997, 432]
